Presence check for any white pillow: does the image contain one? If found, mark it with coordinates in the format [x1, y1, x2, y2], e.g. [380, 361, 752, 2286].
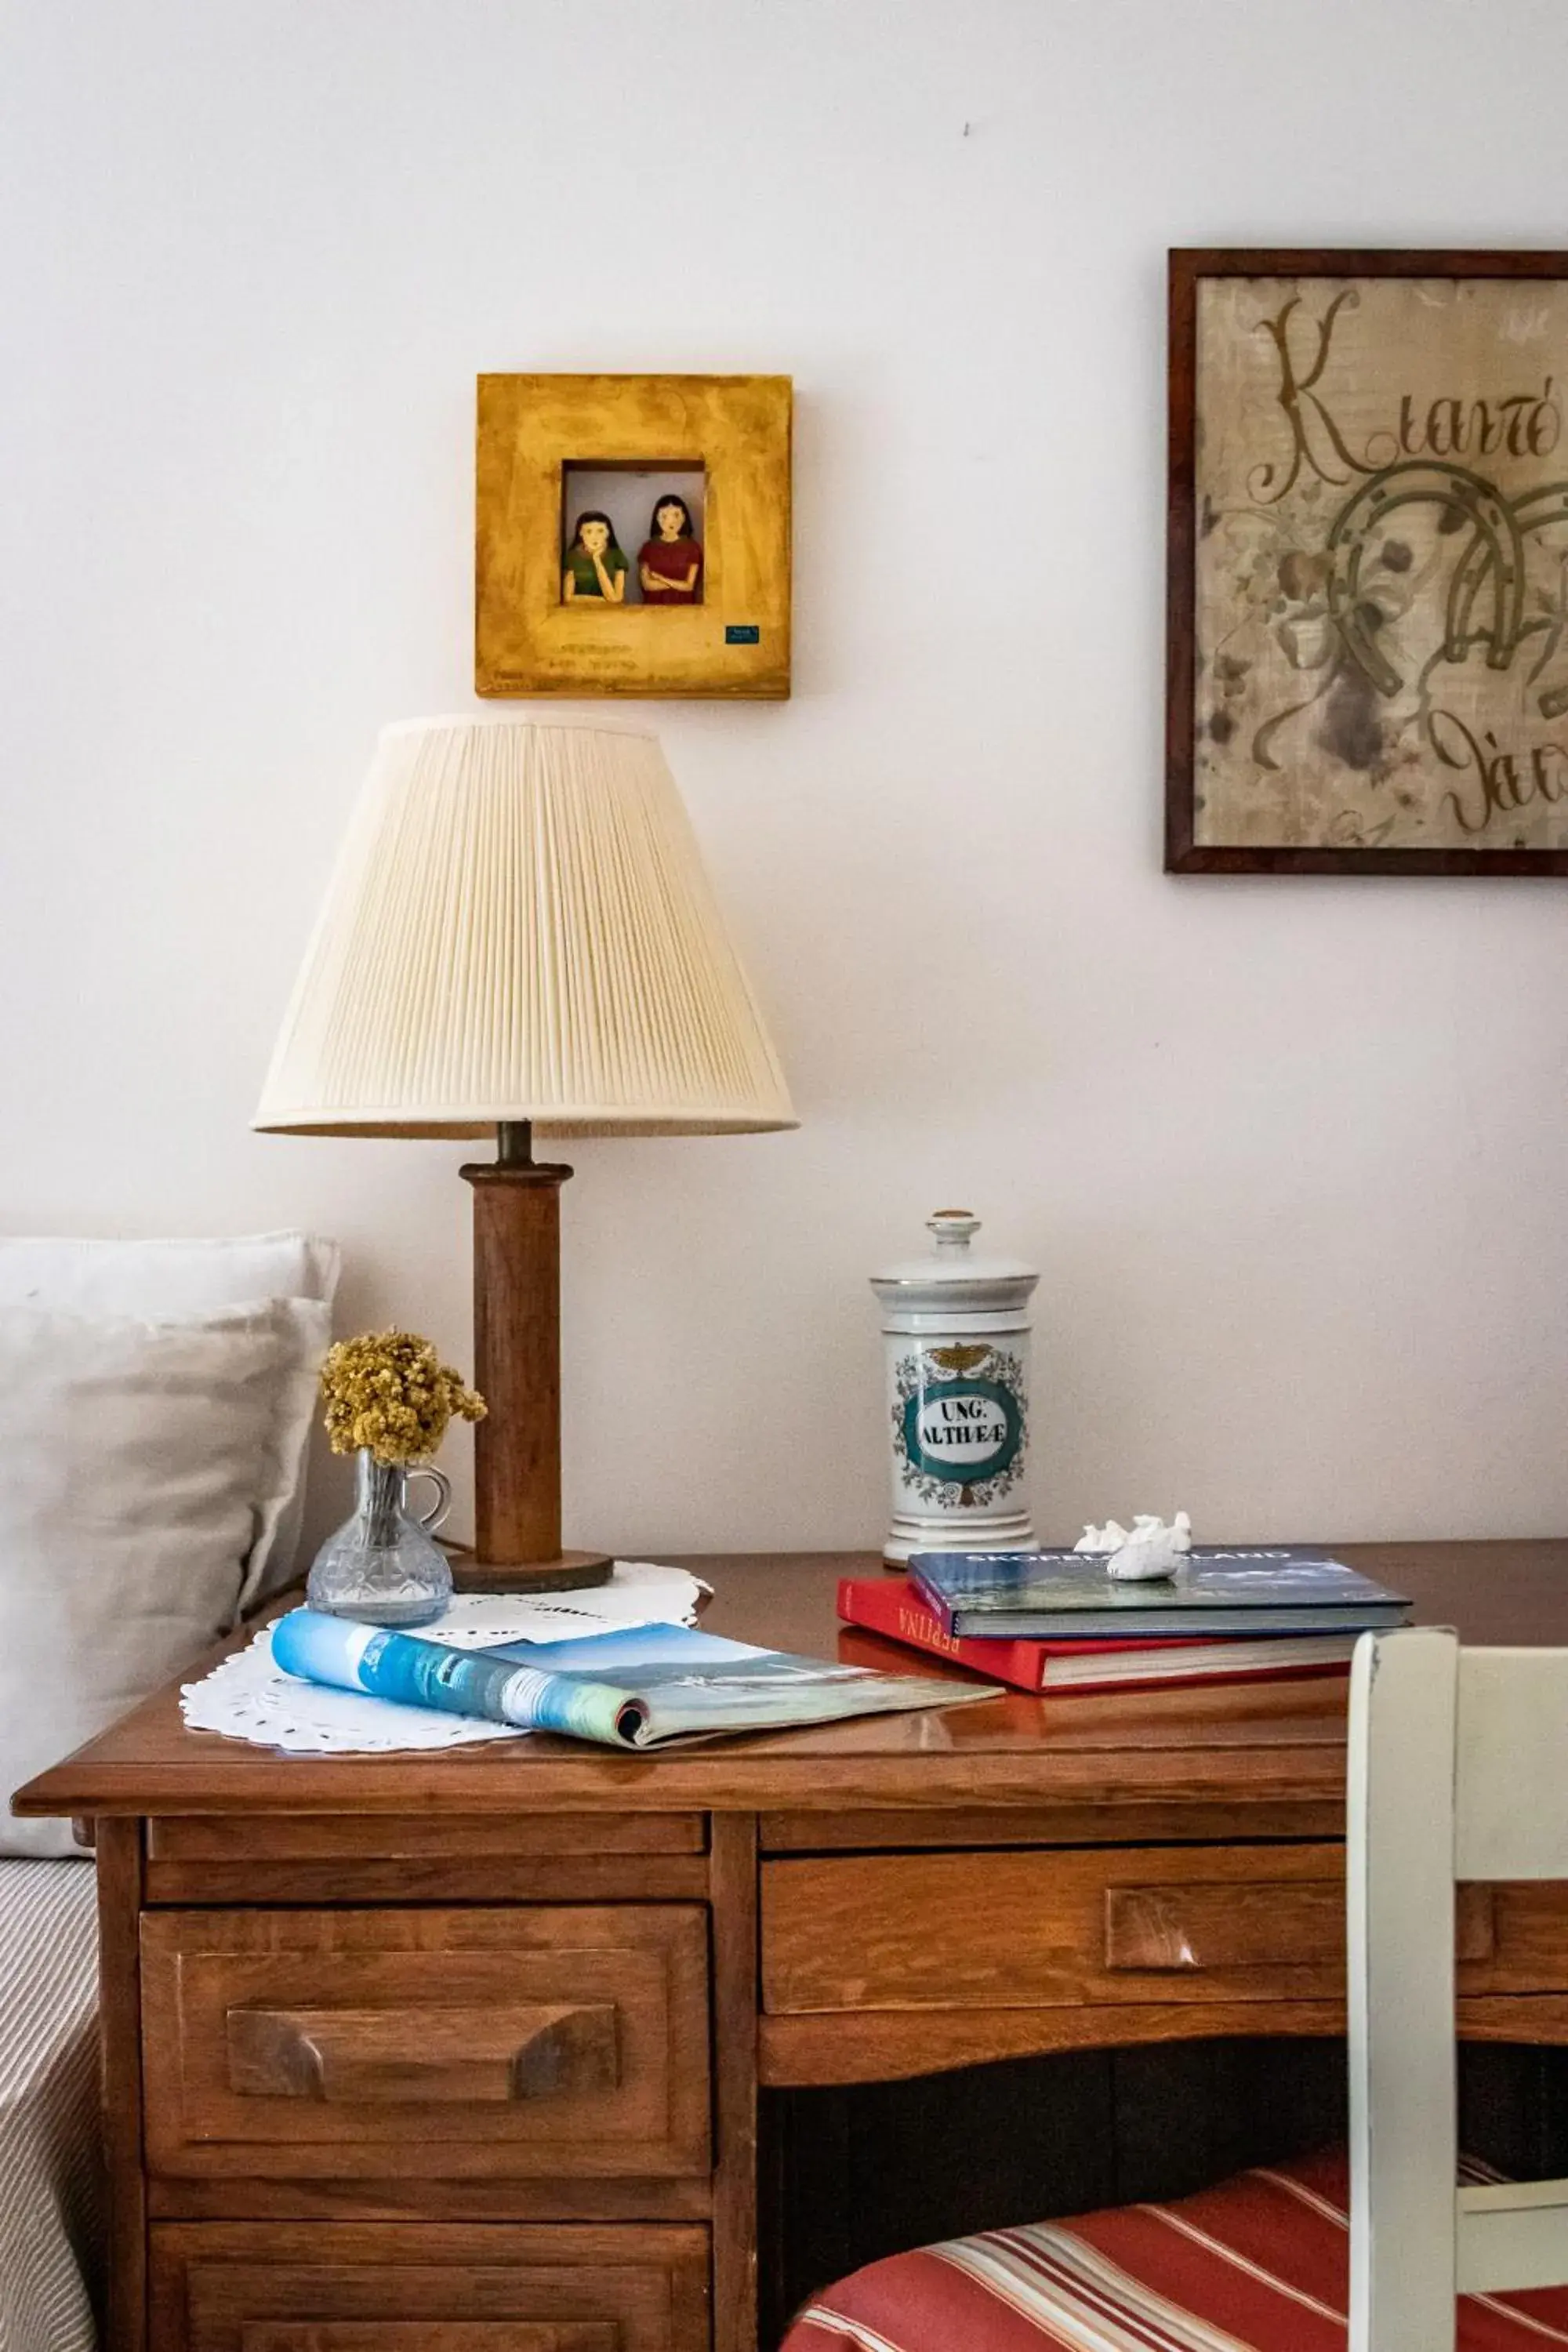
[0, 1297, 331, 1857]
[0, 1231, 339, 1319]
[0, 1232, 339, 1602]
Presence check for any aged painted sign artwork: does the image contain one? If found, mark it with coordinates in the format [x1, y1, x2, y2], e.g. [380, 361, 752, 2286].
[1169, 253, 1568, 872]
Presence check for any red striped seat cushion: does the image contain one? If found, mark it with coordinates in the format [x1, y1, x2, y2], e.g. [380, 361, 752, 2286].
[782, 2149, 1568, 2350]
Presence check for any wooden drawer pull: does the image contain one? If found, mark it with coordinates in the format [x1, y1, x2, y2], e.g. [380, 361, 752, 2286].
[1105, 1880, 1495, 1972]
[226, 2001, 621, 2104]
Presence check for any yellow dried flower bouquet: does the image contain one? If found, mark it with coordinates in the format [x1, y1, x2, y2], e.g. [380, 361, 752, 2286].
[319, 1329, 485, 1467]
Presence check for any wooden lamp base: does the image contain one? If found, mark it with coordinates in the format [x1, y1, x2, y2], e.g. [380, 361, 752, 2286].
[458, 1123, 613, 1595]
[446, 1548, 612, 1595]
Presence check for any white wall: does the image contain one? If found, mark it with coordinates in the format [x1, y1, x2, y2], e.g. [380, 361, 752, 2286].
[3, 0, 1566, 1559]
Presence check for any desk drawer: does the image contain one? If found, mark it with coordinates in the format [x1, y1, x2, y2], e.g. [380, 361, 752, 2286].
[761, 1846, 1513, 2013]
[142, 1908, 710, 2180]
[150, 2221, 709, 2352]
[143, 1816, 707, 1905]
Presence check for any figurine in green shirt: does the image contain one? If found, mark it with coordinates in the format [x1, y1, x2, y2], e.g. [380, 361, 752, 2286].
[562, 511, 629, 604]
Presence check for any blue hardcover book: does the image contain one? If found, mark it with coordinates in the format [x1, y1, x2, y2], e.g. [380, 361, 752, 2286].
[906, 1547, 1411, 1641]
[270, 1611, 1000, 1749]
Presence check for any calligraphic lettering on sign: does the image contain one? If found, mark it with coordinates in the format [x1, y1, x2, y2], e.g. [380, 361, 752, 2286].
[1172, 256, 1568, 869]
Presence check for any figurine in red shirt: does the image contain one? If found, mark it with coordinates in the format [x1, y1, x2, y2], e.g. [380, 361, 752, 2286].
[638, 495, 704, 604]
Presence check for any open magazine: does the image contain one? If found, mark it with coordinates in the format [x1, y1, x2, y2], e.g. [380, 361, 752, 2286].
[270, 1610, 1000, 1750]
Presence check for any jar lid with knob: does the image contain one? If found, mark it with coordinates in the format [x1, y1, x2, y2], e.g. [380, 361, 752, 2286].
[871, 1208, 1040, 1314]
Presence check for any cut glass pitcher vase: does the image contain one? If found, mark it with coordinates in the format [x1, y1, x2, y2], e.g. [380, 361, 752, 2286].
[306, 1449, 454, 1628]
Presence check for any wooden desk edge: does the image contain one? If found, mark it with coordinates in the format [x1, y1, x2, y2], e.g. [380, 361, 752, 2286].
[14, 1744, 1349, 1818]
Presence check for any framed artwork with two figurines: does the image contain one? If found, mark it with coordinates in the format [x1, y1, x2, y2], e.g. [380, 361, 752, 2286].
[476, 372, 792, 699]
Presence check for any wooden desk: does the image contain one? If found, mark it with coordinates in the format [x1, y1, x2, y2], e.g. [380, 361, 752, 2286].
[20, 1541, 1568, 2352]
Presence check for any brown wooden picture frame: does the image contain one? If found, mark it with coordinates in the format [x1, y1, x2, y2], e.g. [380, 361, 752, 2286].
[1167, 249, 1568, 875]
[476, 372, 791, 699]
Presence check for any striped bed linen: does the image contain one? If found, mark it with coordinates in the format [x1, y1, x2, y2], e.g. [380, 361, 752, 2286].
[0, 1861, 100, 2352]
[783, 2147, 1568, 2350]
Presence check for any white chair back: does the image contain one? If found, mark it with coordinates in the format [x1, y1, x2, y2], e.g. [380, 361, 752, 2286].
[1348, 1628, 1568, 2350]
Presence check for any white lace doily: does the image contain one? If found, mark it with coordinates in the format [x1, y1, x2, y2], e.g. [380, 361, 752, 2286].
[182, 1625, 523, 1753]
[403, 1563, 708, 1650]
[183, 1561, 707, 1756]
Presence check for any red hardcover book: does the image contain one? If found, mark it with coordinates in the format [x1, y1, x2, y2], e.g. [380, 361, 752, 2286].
[837, 1575, 1356, 1697]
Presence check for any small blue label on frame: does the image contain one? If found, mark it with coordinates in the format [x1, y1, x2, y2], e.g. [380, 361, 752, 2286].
[725, 624, 760, 644]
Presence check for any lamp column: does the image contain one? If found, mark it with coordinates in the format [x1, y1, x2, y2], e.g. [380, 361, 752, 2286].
[459, 1122, 612, 1592]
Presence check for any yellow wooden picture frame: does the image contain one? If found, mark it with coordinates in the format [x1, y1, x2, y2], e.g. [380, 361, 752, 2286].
[475, 372, 792, 699]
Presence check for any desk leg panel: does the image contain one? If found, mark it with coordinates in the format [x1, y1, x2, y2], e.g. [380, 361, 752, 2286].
[99, 1817, 147, 2352]
[710, 1814, 759, 2352]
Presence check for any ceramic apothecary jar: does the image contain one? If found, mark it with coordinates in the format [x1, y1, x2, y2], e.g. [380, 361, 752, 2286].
[870, 1210, 1040, 1566]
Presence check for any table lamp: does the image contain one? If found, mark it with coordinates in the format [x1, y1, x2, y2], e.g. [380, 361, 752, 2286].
[254, 716, 797, 1591]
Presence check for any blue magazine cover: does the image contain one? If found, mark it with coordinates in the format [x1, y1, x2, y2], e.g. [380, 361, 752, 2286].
[270, 1611, 1000, 1748]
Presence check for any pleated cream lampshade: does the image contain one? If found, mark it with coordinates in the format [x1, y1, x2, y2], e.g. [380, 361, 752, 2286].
[254, 716, 797, 1140]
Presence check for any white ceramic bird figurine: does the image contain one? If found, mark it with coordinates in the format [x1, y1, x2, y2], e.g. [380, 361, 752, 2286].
[1076, 1511, 1192, 1582]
